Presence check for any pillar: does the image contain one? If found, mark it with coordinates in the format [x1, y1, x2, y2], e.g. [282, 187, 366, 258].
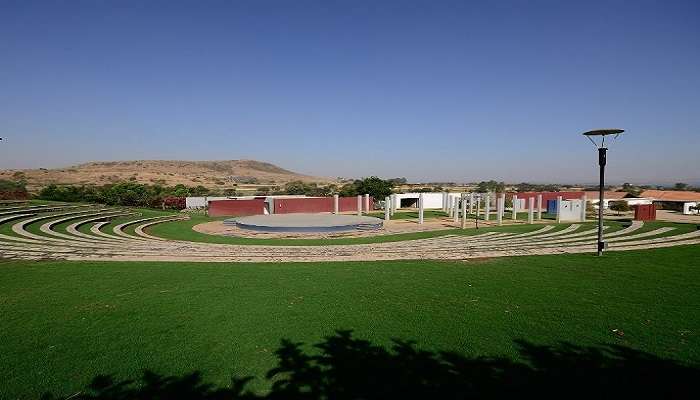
[512, 194, 518, 221]
[469, 193, 474, 214]
[528, 197, 534, 224]
[497, 195, 504, 226]
[447, 195, 453, 217]
[391, 194, 397, 215]
[333, 194, 339, 214]
[357, 195, 362, 216]
[580, 194, 587, 222]
[461, 193, 467, 229]
[453, 198, 459, 223]
[537, 194, 543, 220]
[556, 195, 563, 223]
[384, 196, 390, 222]
[499, 193, 506, 221]
[484, 193, 491, 221]
[476, 196, 481, 219]
[364, 194, 370, 213]
[418, 193, 424, 224]
[442, 192, 448, 211]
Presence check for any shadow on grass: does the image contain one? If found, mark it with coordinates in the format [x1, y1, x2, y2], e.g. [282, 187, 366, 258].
[42, 330, 697, 399]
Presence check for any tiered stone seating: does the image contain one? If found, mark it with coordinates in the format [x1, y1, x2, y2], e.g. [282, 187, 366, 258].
[0, 204, 698, 262]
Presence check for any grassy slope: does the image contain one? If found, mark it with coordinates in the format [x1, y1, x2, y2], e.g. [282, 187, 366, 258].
[1, 246, 699, 398]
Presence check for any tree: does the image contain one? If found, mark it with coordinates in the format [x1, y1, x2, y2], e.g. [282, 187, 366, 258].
[190, 185, 210, 196]
[338, 182, 359, 197]
[619, 183, 642, 197]
[609, 201, 631, 216]
[673, 183, 688, 191]
[0, 179, 28, 200]
[284, 181, 309, 195]
[387, 177, 407, 186]
[354, 177, 393, 200]
[477, 180, 505, 193]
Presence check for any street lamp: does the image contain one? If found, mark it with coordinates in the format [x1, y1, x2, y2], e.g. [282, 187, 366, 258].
[582, 128, 624, 256]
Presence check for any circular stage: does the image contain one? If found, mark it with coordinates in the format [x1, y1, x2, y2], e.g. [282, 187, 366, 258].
[224, 213, 384, 233]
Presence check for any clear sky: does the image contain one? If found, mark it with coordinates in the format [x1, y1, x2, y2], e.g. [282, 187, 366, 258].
[1, 0, 698, 184]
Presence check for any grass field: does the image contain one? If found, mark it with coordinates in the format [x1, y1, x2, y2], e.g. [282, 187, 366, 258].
[145, 214, 695, 246]
[2, 246, 699, 398]
[146, 213, 561, 246]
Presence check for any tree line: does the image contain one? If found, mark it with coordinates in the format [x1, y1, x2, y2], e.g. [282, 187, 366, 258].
[28, 177, 397, 209]
[3, 177, 697, 210]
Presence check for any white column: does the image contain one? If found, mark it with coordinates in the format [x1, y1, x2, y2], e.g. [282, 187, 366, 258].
[484, 193, 491, 221]
[333, 194, 339, 214]
[476, 195, 481, 219]
[461, 193, 467, 229]
[384, 196, 390, 222]
[512, 195, 518, 221]
[447, 195, 453, 217]
[442, 192, 448, 211]
[528, 197, 535, 224]
[469, 193, 474, 214]
[499, 193, 506, 222]
[357, 195, 362, 216]
[537, 194, 543, 220]
[497, 195, 504, 226]
[580, 194, 587, 222]
[391, 194, 397, 215]
[364, 194, 370, 213]
[453, 198, 459, 223]
[556, 195, 563, 223]
[418, 193, 424, 224]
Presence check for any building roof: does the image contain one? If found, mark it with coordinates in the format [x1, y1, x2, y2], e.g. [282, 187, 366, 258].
[583, 191, 629, 200]
[639, 190, 700, 202]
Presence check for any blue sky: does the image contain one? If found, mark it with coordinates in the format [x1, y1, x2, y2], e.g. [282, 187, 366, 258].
[1, 0, 698, 184]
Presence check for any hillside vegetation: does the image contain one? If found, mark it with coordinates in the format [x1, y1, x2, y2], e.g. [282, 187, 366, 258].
[0, 160, 330, 191]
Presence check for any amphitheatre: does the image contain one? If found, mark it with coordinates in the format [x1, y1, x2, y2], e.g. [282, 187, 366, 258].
[2, 1, 699, 396]
[1, 200, 699, 262]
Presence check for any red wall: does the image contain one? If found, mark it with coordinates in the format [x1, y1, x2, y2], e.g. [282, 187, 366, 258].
[274, 198, 333, 214]
[338, 197, 359, 213]
[274, 196, 374, 214]
[208, 199, 266, 217]
[634, 204, 656, 221]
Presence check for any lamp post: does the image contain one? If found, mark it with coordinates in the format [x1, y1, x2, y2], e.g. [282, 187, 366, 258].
[582, 129, 624, 256]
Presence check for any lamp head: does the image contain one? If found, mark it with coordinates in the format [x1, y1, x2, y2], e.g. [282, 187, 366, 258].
[582, 128, 624, 148]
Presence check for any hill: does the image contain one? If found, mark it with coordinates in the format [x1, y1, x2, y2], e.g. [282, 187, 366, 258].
[0, 160, 331, 191]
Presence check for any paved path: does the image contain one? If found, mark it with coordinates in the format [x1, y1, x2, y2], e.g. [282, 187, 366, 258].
[1, 207, 699, 263]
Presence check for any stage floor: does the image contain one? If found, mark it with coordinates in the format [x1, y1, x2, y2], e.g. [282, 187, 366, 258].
[225, 213, 384, 232]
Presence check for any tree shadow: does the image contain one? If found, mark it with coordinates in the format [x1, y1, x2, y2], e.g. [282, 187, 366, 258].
[42, 330, 698, 399]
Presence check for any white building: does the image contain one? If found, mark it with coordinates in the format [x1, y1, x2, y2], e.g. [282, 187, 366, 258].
[392, 192, 463, 209]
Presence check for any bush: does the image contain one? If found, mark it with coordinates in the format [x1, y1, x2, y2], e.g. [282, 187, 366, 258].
[609, 201, 631, 215]
[162, 196, 186, 210]
[36, 182, 215, 208]
[0, 179, 29, 200]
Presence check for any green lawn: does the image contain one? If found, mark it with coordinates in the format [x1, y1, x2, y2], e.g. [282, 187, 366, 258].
[147, 214, 563, 245]
[1, 246, 699, 398]
[365, 209, 449, 220]
[146, 214, 696, 246]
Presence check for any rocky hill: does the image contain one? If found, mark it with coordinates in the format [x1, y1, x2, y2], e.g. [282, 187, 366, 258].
[0, 160, 330, 191]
